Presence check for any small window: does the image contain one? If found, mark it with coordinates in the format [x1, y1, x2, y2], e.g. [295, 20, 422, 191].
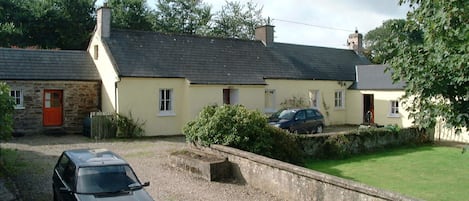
[264, 89, 275, 113]
[334, 90, 345, 109]
[389, 100, 400, 117]
[159, 89, 174, 116]
[93, 45, 98, 60]
[10, 89, 24, 109]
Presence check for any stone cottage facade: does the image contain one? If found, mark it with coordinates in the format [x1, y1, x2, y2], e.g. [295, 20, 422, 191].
[0, 48, 101, 135]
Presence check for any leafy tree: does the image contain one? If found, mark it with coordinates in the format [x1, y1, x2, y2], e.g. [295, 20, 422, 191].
[387, 0, 469, 129]
[0, 82, 14, 142]
[108, 0, 153, 31]
[0, 0, 30, 47]
[0, 0, 95, 49]
[363, 19, 406, 64]
[153, 0, 211, 35]
[209, 0, 266, 40]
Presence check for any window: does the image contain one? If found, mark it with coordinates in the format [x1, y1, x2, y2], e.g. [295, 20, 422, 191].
[223, 88, 239, 105]
[334, 90, 345, 109]
[389, 100, 400, 117]
[159, 89, 174, 115]
[309, 90, 320, 108]
[10, 89, 24, 109]
[264, 89, 275, 113]
[93, 45, 98, 60]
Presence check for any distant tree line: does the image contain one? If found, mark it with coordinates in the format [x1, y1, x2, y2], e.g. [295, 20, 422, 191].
[0, 0, 266, 50]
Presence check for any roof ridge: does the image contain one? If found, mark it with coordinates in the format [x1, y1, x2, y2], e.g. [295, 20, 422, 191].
[112, 29, 263, 44]
[0, 47, 87, 53]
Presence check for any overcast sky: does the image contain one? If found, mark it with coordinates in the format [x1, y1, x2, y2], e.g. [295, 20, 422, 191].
[98, 0, 410, 49]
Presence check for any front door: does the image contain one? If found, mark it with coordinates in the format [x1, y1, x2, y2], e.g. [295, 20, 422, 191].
[363, 94, 374, 124]
[43, 90, 63, 126]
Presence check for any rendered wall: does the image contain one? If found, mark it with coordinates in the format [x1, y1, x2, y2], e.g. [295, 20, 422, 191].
[347, 90, 413, 127]
[88, 34, 119, 113]
[265, 79, 352, 125]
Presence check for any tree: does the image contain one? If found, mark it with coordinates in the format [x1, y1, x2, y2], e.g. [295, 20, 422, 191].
[0, 82, 14, 142]
[108, 0, 153, 31]
[363, 19, 406, 64]
[0, 0, 96, 49]
[153, 0, 211, 35]
[387, 0, 469, 129]
[209, 0, 266, 40]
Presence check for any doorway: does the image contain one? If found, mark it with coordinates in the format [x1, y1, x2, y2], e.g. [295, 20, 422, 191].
[363, 94, 374, 124]
[43, 90, 63, 126]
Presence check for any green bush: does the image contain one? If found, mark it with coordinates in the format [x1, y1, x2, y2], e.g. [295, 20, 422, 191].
[183, 105, 304, 165]
[115, 112, 145, 138]
[0, 82, 14, 142]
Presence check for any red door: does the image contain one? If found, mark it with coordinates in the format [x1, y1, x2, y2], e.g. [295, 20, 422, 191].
[43, 90, 63, 126]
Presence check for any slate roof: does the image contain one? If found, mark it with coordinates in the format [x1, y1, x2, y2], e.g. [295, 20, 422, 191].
[103, 29, 371, 84]
[0, 48, 100, 81]
[350, 65, 406, 90]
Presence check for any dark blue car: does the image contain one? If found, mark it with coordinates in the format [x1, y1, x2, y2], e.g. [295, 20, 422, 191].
[269, 108, 325, 134]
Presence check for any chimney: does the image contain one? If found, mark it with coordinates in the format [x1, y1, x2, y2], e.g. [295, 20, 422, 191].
[347, 30, 363, 53]
[255, 18, 274, 47]
[96, 3, 111, 38]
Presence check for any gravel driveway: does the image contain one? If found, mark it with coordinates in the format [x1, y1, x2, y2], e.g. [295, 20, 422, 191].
[1, 134, 281, 201]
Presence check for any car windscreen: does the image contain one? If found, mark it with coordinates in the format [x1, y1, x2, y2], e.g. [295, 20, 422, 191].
[278, 110, 295, 120]
[76, 165, 141, 194]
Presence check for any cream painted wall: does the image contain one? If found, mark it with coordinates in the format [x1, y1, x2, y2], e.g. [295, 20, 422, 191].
[117, 78, 186, 136]
[183, 84, 266, 126]
[346, 90, 413, 127]
[88, 34, 119, 113]
[265, 79, 352, 125]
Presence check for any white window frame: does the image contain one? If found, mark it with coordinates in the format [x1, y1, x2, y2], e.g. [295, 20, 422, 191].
[264, 89, 276, 113]
[334, 90, 345, 109]
[158, 89, 175, 116]
[10, 89, 24, 109]
[389, 100, 400, 117]
[309, 90, 320, 109]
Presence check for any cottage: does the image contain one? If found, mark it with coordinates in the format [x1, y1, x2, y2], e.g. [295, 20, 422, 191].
[88, 6, 372, 136]
[0, 48, 100, 135]
[347, 65, 411, 127]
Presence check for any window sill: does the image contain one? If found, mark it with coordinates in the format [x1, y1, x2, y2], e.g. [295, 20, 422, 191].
[388, 114, 400, 118]
[158, 111, 176, 117]
[14, 106, 25, 110]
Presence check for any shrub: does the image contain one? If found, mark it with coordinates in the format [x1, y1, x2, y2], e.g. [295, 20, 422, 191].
[0, 82, 14, 142]
[115, 112, 145, 138]
[184, 105, 304, 165]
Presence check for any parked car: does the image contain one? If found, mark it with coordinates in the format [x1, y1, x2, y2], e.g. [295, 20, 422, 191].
[269, 108, 325, 134]
[52, 148, 154, 201]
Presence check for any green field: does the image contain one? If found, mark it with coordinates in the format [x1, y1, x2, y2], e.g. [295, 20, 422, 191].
[305, 145, 469, 201]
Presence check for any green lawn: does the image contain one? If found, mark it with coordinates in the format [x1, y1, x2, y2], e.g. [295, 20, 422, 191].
[305, 145, 469, 201]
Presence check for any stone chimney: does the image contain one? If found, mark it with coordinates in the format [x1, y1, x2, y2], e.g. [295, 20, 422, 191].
[96, 3, 111, 38]
[347, 30, 363, 53]
[255, 19, 274, 47]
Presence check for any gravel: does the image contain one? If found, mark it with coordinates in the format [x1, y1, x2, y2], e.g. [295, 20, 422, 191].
[1, 134, 281, 201]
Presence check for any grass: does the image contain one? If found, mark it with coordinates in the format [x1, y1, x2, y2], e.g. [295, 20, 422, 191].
[305, 145, 469, 201]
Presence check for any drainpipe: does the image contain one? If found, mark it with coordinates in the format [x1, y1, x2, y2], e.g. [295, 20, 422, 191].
[115, 78, 120, 114]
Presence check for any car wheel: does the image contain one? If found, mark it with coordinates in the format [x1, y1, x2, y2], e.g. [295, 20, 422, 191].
[288, 128, 298, 134]
[315, 125, 323, 133]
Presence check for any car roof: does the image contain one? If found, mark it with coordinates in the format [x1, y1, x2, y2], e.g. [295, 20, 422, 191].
[63, 149, 129, 167]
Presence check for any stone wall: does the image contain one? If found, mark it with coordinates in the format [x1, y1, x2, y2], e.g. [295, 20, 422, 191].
[5, 80, 100, 135]
[206, 145, 420, 201]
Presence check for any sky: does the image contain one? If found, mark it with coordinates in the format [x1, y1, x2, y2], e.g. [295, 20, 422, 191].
[97, 0, 410, 49]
